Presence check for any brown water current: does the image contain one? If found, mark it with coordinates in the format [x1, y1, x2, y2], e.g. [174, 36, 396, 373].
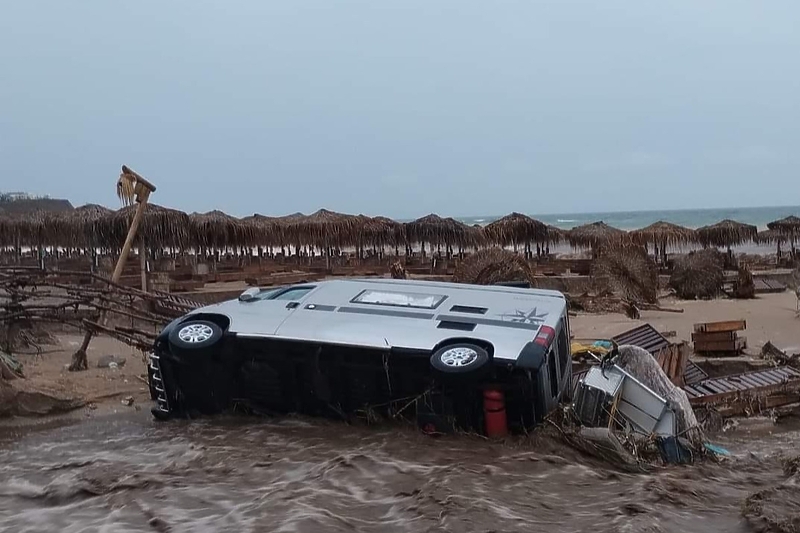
[0, 411, 798, 533]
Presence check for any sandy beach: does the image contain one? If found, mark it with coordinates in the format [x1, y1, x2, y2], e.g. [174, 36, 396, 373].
[1, 290, 797, 422]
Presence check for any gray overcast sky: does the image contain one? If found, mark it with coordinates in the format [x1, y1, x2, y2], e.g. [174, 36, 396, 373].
[1, 1, 798, 218]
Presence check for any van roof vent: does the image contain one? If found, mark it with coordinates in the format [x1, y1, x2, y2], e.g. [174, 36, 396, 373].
[449, 305, 488, 315]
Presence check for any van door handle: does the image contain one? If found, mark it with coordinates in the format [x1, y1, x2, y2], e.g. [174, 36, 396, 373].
[286, 302, 300, 309]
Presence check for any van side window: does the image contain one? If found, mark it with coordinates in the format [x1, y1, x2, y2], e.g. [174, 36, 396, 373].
[270, 286, 315, 301]
[548, 346, 559, 399]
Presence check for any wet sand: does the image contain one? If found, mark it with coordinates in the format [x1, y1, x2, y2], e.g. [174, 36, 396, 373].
[572, 291, 800, 354]
[1, 334, 150, 420]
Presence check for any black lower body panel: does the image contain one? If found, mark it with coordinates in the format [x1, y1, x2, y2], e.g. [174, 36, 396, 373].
[154, 337, 545, 434]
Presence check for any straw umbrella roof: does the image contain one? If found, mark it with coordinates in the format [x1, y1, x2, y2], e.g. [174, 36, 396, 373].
[48, 203, 114, 247]
[6, 210, 57, 247]
[290, 208, 360, 248]
[544, 225, 566, 245]
[755, 229, 788, 244]
[190, 210, 254, 249]
[359, 215, 405, 247]
[567, 221, 625, 249]
[630, 221, 697, 248]
[483, 212, 547, 247]
[101, 203, 191, 249]
[696, 219, 757, 248]
[406, 214, 474, 248]
[240, 213, 294, 247]
[767, 215, 800, 233]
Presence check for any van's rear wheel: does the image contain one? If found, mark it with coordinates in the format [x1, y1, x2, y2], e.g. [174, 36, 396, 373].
[430, 343, 489, 375]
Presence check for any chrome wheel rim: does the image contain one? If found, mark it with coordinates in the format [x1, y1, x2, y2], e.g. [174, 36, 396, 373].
[440, 347, 478, 367]
[178, 324, 214, 344]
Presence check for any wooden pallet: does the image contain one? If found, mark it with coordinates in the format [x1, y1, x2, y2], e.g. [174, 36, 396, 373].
[693, 337, 747, 354]
[693, 320, 747, 356]
[693, 320, 746, 334]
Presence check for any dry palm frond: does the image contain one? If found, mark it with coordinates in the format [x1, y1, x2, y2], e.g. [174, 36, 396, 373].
[592, 242, 658, 303]
[696, 219, 757, 248]
[116, 171, 137, 207]
[452, 247, 536, 286]
[669, 249, 725, 300]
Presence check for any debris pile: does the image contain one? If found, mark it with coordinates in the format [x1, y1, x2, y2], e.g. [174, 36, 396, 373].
[452, 248, 537, 286]
[669, 249, 725, 300]
[592, 242, 658, 304]
[733, 266, 756, 299]
[564, 345, 709, 469]
[0, 266, 199, 366]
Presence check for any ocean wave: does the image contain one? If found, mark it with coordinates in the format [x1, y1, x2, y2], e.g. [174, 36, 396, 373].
[556, 219, 577, 223]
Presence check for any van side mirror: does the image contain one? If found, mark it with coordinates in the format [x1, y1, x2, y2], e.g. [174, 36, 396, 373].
[238, 287, 261, 302]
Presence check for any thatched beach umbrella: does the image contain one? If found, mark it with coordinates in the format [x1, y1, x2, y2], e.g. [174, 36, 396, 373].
[767, 215, 800, 256]
[406, 214, 474, 256]
[567, 221, 626, 251]
[291, 208, 359, 249]
[0, 212, 11, 248]
[631, 221, 697, 264]
[756, 229, 789, 258]
[483, 213, 547, 254]
[545, 225, 565, 245]
[696, 219, 757, 252]
[101, 203, 191, 250]
[358, 215, 405, 254]
[49, 204, 114, 248]
[190, 210, 254, 250]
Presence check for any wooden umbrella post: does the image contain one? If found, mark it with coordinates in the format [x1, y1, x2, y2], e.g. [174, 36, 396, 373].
[139, 240, 148, 292]
[69, 166, 157, 371]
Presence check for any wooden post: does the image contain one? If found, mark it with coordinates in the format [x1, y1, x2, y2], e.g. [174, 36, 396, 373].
[140, 239, 148, 292]
[69, 166, 156, 371]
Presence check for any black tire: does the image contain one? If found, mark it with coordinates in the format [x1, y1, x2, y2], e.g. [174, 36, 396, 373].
[168, 320, 223, 358]
[430, 343, 490, 375]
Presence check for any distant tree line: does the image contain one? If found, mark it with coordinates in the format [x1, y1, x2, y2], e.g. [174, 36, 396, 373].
[0, 192, 51, 203]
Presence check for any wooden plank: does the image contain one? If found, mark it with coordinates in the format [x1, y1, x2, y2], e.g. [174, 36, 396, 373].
[691, 331, 737, 342]
[694, 337, 746, 353]
[693, 320, 747, 333]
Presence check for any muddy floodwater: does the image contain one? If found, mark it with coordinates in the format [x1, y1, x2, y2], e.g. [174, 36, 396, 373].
[0, 411, 797, 533]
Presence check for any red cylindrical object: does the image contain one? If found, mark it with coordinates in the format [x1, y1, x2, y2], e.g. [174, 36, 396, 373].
[483, 388, 508, 438]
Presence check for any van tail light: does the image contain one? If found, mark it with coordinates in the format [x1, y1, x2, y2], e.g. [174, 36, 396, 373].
[534, 326, 555, 348]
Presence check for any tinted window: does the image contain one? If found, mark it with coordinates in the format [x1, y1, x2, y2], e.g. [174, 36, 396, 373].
[548, 347, 559, 399]
[557, 318, 570, 373]
[270, 287, 314, 301]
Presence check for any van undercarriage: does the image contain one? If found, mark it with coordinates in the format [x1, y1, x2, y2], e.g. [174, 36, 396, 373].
[150, 336, 556, 435]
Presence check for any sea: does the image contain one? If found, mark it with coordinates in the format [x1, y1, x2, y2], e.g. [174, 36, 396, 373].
[453, 205, 800, 231]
